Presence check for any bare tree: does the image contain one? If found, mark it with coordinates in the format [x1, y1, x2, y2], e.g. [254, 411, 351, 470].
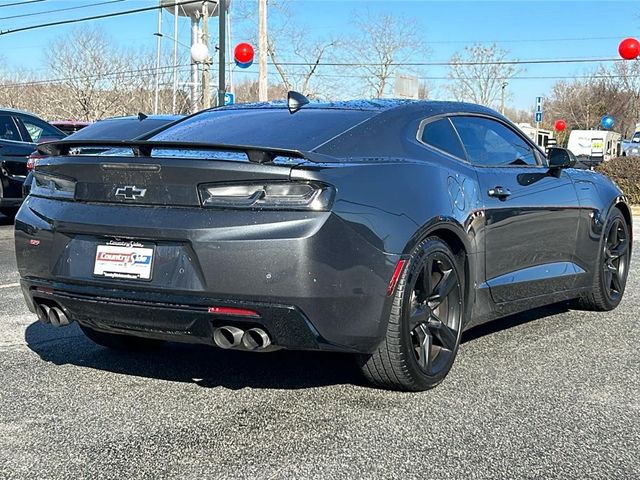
[446, 43, 520, 107]
[42, 26, 190, 121]
[502, 107, 532, 124]
[544, 64, 639, 137]
[234, 79, 288, 102]
[346, 10, 423, 98]
[265, 4, 338, 98]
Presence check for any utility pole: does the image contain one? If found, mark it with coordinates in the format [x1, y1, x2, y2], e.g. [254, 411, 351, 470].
[217, 0, 226, 107]
[201, 2, 211, 109]
[153, 8, 162, 115]
[172, 2, 178, 114]
[500, 82, 508, 115]
[258, 0, 268, 101]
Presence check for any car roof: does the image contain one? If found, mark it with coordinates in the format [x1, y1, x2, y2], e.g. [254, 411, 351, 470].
[0, 107, 48, 118]
[219, 99, 499, 116]
[151, 100, 507, 157]
[98, 114, 185, 122]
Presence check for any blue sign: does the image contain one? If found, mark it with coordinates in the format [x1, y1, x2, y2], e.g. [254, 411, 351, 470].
[535, 112, 543, 123]
[224, 92, 235, 105]
[535, 96, 543, 112]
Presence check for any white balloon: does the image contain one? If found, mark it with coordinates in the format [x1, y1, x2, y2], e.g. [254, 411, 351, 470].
[191, 43, 209, 63]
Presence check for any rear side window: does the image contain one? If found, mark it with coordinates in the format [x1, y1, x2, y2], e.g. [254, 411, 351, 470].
[419, 118, 466, 159]
[19, 116, 65, 143]
[451, 116, 538, 167]
[0, 115, 21, 142]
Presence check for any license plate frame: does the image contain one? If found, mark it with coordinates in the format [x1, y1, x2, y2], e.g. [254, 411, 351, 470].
[93, 240, 155, 281]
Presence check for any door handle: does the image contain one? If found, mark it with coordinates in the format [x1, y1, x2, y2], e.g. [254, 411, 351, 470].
[488, 186, 511, 199]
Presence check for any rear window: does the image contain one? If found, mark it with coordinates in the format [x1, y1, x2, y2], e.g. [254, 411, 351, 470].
[68, 118, 176, 141]
[150, 108, 375, 151]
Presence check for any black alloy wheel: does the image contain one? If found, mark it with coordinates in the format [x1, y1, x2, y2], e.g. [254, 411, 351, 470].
[359, 237, 464, 391]
[409, 252, 462, 377]
[602, 215, 630, 304]
[578, 209, 631, 311]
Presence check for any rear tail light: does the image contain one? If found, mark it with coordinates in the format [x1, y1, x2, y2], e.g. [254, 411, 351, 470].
[30, 172, 76, 200]
[27, 153, 46, 171]
[199, 182, 335, 211]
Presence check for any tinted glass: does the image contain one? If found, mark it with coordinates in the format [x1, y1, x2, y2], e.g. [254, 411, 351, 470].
[451, 116, 538, 166]
[67, 118, 179, 141]
[420, 118, 466, 159]
[151, 108, 375, 151]
[21, 116, 64, 142]
[0, 115, 21, 141]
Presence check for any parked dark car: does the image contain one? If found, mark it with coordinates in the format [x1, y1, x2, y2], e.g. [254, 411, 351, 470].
[50, 121, 91, 135]
[0, 109, 65, 218]
[22, 114, 184, 197]
[15, 97, 632, 391]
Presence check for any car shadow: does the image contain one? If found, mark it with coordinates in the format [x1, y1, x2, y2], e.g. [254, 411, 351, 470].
[461, 302, 570, 343]
[0, 214, 13, 226]
[25, 321, 365, 390]
[24, 303, 571, 390]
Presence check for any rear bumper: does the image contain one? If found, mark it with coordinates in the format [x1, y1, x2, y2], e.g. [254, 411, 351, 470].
[21, 279, 330, 351]
[16, 197, 401, 353]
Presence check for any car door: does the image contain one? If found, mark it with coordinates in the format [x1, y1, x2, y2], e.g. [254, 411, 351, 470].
[450, 115, 581, 304]
[15, 114, 66, 143]
[0, 114, 35, 199]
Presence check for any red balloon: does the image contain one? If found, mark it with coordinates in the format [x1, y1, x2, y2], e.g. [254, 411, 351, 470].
[555, 119, 567, 132]
[234, 43, 254, 65]
[619, 37, 640, 60]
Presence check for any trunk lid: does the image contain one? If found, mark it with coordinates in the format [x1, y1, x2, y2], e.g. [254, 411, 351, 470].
[35, 154, 297, 206]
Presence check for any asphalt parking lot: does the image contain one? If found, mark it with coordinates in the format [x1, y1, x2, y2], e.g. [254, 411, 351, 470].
[0, 213, 638, 480]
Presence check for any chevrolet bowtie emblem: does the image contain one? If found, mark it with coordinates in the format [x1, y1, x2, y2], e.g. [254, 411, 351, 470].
[114, 185, 147, 200]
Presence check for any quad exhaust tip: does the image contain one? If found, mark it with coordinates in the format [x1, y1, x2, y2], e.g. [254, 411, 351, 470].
[37, 304, 50, 324]
[241, 328, 271, 351]
[37, 304, 70, 327]
[213, 326, 272, 350]
[213, 326, 245, 349]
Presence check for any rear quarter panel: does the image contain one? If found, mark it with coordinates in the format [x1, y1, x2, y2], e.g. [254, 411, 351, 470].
[568, 167, 630, 288]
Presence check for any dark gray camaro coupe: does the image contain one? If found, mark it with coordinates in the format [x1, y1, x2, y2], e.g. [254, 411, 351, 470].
[15, 96, 632, 391]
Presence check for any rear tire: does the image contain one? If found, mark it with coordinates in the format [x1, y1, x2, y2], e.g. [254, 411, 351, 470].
[577, 209, 630, 311]
[80, 324, 164, 351]
[358, 237, 465, 391]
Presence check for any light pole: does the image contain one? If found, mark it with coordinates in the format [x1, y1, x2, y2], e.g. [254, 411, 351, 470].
[500, 82, 508, 116]
[217, 0, 226, 107]
[258, 0, 267, 101]
[153, 8, 162, 115]
[201, 2, 211, 109]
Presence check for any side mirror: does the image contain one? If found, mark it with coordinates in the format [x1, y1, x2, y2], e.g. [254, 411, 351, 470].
[547, 147, 576, 169]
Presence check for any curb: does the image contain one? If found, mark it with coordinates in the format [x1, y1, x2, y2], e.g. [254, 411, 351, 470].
[632, 206, 640, 217]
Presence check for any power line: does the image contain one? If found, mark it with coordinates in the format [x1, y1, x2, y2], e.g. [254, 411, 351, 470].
[426, 36, 621, 45]
[0, 0, 44, 8]
[0, 63, 193, 88]
[0, 0, 202, 36]
[269, 57, 624, 67]
[264, 72, 640, 82]
[0, 0, 124, 21]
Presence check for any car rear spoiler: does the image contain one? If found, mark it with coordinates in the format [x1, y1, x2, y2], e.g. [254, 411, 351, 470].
[37, 139, 329, 164]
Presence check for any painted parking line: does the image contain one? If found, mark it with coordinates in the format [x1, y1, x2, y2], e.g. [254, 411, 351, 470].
[0, 283, 19, 289]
